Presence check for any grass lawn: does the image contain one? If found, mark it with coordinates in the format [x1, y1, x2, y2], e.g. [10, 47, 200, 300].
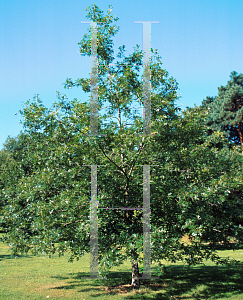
[1, 233, 243, 299]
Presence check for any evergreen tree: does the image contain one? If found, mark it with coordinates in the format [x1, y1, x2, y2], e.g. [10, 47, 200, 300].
[201, 71, 243, 154]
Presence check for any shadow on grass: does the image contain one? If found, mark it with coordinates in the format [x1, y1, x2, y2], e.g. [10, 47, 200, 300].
[205, 242, 243, 251]
[152, 263, 243, 300]
[51, 271, 131, 295]
[51, 263, 243, 299]
[0, 253, 32, 261]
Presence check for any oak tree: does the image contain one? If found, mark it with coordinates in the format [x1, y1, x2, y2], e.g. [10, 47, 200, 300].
[1, 4, 242, 289]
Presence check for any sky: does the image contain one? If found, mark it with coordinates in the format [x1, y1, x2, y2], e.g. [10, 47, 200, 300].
[1, 0, 243, 150]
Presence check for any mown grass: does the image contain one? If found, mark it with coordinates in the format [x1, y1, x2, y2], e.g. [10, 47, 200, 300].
[1, 233, 243, 299]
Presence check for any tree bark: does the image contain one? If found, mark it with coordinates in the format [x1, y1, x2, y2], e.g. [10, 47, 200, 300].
[131, 261, 140, 287]
[236, 121, 243, 154]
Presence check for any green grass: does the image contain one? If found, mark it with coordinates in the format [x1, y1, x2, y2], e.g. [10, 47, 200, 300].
[1, 234, 243, 299]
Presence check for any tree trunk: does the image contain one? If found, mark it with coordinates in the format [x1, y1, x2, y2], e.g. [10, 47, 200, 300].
[236, 121, 243, 154]
[131, 261, 140, 287]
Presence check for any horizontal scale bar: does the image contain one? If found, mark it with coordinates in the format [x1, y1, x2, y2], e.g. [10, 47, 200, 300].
[98, 207, 145, 210]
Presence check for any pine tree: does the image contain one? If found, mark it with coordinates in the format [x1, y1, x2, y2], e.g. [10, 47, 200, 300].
[201, 71, 243, 154]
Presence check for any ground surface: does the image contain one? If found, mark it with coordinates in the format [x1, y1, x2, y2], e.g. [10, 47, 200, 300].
[1, 233, 243, 299]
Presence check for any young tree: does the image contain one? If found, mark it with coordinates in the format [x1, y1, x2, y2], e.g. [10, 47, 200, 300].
[201, 71, 243, 154]
[1, 4, 242, 289]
